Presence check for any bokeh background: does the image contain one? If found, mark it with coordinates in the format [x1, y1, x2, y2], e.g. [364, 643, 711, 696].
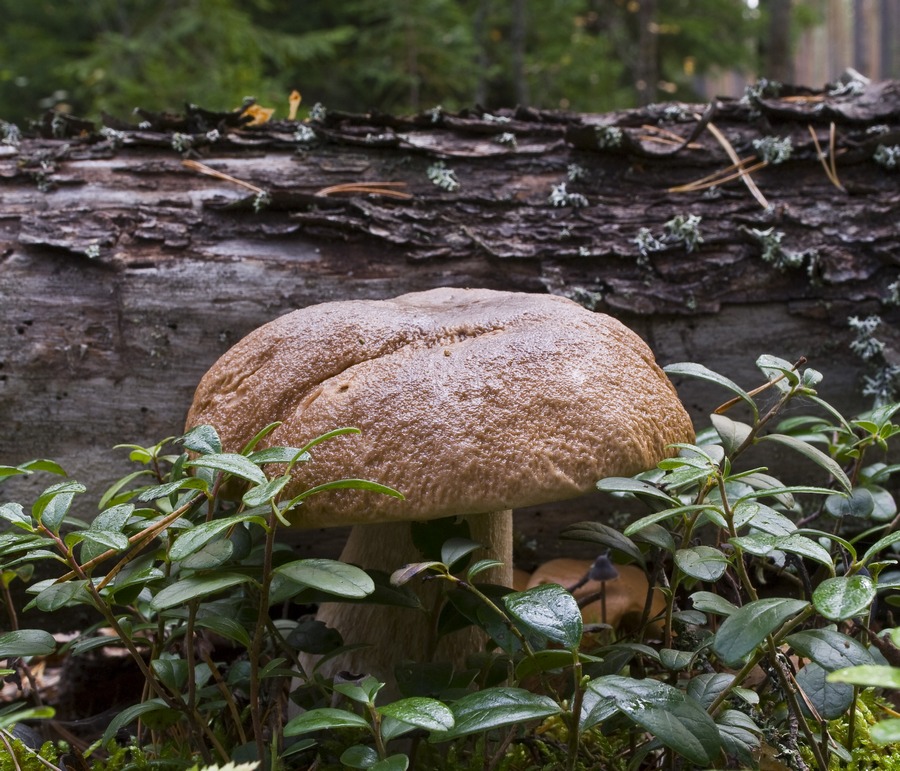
[1, 0, 897, 125]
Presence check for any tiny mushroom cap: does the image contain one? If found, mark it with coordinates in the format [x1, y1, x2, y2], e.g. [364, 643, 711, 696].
[186, 287, 694, 527]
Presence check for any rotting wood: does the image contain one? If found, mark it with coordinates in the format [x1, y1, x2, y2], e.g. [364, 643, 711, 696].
[1, 82, 898, 565]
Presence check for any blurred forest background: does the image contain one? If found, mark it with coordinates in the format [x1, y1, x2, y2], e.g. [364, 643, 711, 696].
[0, 0, 898, 126]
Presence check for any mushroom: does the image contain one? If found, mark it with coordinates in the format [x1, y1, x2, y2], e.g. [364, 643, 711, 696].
[185, 287, 693, 686]
[527, 557, 666, 637]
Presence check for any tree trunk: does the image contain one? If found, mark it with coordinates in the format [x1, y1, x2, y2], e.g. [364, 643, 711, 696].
[765, 0, 795, 83]
[1, 82, 898, 562]
[636, 0, 659, 105]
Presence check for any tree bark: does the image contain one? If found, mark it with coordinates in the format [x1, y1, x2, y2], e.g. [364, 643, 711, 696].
[1, 82, 898, 562]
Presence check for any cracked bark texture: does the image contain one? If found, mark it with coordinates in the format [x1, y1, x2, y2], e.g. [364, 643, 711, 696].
[1, 81, 898, 560]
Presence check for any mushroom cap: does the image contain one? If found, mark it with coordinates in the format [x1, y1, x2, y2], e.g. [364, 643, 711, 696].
[185, 288, 693, 528]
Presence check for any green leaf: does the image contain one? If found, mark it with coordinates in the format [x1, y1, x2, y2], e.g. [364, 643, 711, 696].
[246, 446, 311, 465]
[560, 522, 645, 568]
[80, 529, 130, 553]
[239, 421, 283, 454]
[871, 718, 900, 745]
[0, 705, 56, 729]
[716, 709, 762, 765]
[756, 354, 801, 390]
[659, 648, 696, 672]
[194, 614, 252, 649]
[587, 675, 722, 765]
[734, 501, 796, 535]
[686, 673, 735, 709]
[0, 629, 57, 657]
[440, 538, 482, 570]
[664, 362, 758, 419]
[169, 513, 265, 561]
[284, 707, 369, 736]
[0, 503, 32, 531]
[275, 558, 375, 598]
[433, 687, 560, 740]
[186, 452, 267, 485]
[26, 580, 93, 612]
[503, 584, 583, 650]
[624, 505, 719, 538]
[828, 664, 900, 689]
[596, 477, 680, 505]
[180, 538, 234, 570]
[675, 545, 728, 581]
[100, 699, 173, 746]
[787, 629, 874, 671]
[467, 559, 505, 581]
[137, 477, 208, 502]
[812, 574, 875, 621]
[389, 561, 444, 587]
[379, 697, 454, 733]
[32, 481, 86, 533]
[514, 649, 582, 680]
[242, 474, 291, 507]
[758, 434, 852, 493]
[150, 573, 251, 610]
[285, 478, 404, 508]
[824, 488, 875, 519]
[690, 591, 738, 617]
[98, 469, 155, 509]
[730, 532, 834, 570]
[19, 459, 67, 477]
[180, 424, 222, 454]
[713, 598, 809, 665]
[371, 756, 409, 771]
[334, 676, 383, 705]
[710, 413, 753, 454]
[861, 530, 900, 566]
[795, 661, 853, 719]
[340, 745, 379, 769]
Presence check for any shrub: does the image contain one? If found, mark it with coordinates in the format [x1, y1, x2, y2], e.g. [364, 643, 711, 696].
[1, 355, 899, 770]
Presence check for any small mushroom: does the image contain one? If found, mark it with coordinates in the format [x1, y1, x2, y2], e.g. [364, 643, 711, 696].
[185, 288, 693, 685]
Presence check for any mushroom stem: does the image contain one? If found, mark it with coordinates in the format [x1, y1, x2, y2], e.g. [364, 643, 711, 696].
[304, 511, 513, 691]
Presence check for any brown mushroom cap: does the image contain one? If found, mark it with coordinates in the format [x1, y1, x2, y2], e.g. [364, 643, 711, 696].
[186, 288, 693, 527]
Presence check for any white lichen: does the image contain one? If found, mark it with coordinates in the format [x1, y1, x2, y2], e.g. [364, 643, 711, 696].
[874, 145, 900, 171]
[548, 183, 588, 208]
[747, 227, 815, 271]
[594, 125, 623, 149]
[427, 161, 460, 192]
[293, 124, 317, 144]
[171, 132, 193, 152]
[753, 136, 792, 164]
[848, 315, 886, 361]
[664, 214, 703, 253]
[567, 163, 587, 182]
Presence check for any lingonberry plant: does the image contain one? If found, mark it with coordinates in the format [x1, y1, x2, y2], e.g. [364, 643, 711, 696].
[1, 354, 899, 770]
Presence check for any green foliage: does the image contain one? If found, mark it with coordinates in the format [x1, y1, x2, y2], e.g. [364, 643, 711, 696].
[0, 0, 762, 124]
[2, 356, 899, 769]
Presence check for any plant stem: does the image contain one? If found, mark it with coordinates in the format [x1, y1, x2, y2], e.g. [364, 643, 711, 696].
[766, 637, 830, 771]
[565, 651, 584, 771]
[203, 649, 248, 746]
[249, 508, 279, 762]
[185, 600, 199, 714]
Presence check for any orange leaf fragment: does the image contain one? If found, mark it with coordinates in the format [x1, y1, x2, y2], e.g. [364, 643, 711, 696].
[242, 104, 275, 126]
